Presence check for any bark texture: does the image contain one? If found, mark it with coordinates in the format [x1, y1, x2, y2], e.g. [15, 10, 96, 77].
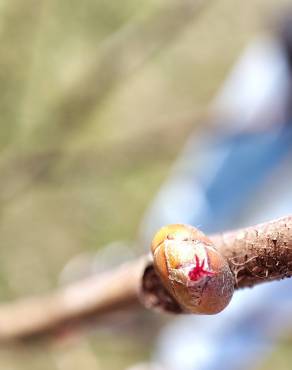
[212, 216, 292, 288]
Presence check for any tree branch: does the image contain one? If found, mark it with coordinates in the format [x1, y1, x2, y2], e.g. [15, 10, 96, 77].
[0, 216, 291, 344]
[0, 256, 148, 343]
[212, 215, 292, 288]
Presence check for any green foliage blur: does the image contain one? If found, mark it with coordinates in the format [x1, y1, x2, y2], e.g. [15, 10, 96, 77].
[0, 0, 292, 369]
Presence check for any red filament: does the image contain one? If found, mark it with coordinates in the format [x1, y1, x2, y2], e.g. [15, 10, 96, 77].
[188, 255, 214, 281]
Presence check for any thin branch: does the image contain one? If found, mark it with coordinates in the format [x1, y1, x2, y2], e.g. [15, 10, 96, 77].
[0, 257, 148, 343]
[0, 216, 291, 343]
[212, 215, 292, 288]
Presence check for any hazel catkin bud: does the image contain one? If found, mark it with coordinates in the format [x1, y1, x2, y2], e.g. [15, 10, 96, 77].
[151, 224, 234, 314]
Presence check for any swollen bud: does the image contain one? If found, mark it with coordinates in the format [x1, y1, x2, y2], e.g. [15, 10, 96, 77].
[151, 224, 234, 314]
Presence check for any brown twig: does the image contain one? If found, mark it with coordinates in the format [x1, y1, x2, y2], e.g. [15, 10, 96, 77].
[211, 215, 292, 288]
[0, 257, 148, 343]
[0, 216, 292, 343]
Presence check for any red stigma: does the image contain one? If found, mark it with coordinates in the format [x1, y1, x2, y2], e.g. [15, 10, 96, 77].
[188, 255, 214, 281]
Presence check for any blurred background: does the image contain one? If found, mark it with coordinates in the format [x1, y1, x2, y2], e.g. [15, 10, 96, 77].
[1, 0, 292, 369]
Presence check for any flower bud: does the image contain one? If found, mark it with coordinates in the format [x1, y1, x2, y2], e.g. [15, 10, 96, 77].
[151, 224, 234, 314]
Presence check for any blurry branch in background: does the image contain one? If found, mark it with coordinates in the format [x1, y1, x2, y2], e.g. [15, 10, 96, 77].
[0, 0, 210, 209]
[0, 216, 291, 344]
[39, 0, 209, 144]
